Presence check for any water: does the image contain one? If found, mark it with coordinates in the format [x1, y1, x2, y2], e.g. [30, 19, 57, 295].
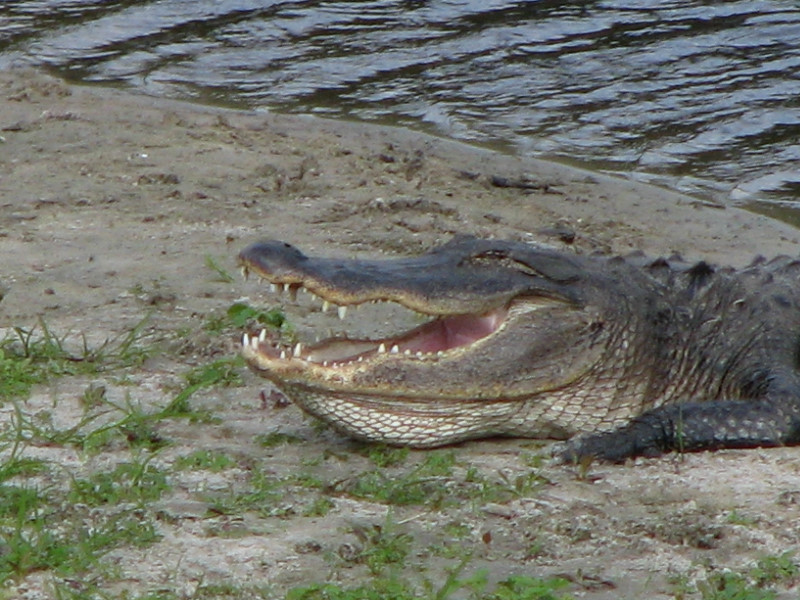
[2, 0, 800, 214]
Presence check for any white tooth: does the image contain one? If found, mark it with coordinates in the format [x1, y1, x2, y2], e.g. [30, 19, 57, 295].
[293, 343, 303, 357]
[416, 351, 423, 358]
[259, 329, 267, 342]
[357, 356, 363, 362]
[283, 283, 291, 292]
[280, 349, 287, 360]
[251, 336, 259, 349]
[323, 360, 328, 367]
[390, 345, 399, 354]
[242, 333, 250, 347]
[378, 343, 387, 354]
[404, 349, 411, 355]
[240, 266, 249, 281]
[270, 283, 278, 294]
[338, 305, 347, 320]
[322, 300, 330, 313]
[437, 351, 444, 356]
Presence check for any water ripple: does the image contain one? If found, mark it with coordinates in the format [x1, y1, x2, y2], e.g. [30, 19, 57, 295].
[2, 0, 799, 208]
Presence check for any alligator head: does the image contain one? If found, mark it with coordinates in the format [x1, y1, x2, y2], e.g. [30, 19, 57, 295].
[238, 235, 651, 447]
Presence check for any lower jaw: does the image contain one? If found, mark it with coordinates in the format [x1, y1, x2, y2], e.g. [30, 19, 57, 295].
[273, 384, 522, 447]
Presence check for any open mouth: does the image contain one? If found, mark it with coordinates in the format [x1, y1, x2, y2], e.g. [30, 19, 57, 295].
[240, 281, 508, 369]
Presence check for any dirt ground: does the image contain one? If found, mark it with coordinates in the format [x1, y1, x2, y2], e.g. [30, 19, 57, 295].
[3, 69, 800, 599]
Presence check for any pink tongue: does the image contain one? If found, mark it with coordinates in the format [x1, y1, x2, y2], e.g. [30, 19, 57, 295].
[403, 312, 502, 353]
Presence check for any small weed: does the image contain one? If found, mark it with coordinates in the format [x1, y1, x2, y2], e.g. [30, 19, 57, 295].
[183, 356, 244, 389]
[192, 582, 275, 599]
[68, 457, 170, 507]
[80, 382, 108, 409]
[421, 451, 457, 476]
[0, 346, 38, 401]
[175, 449, 236, 472]
[115, 407, 171, 452]
[0, 484, 42, 519]
[207, 470, 283, 518]
[0, 504, 160, 582]
[303, 496, 335, 517]
[0, 456, 49, 483]
[160, 356, 243, 420]
[0, 317, 157, 402]
[361, 444, 409, 468]
[345, 451, 545, 508]
[5, 391, 168, 454]
[725, 510, 758, 526]
[256, 431, 304, 448]
[205, 254, 235, 283]
[442, 520, 472, 540]
[206, 463, 332, 519]
[286, 566, 573, 600]
[750, 552, 799, 587]
[346, 466, 444, 506]
[7, 399, 111, 449]
[287, 579, 418, 600]
[128, 279, 175, 307]
[227, 301, 286, 329]
[485, 574, 573, 600]
[674, 553, 800, 600]
[694, 571, 776, 600]
[348, 518, 414, 575]
[205, 301, 286, 334]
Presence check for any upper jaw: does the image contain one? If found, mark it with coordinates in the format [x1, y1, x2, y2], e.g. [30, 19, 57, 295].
[237, 238, 573, 316]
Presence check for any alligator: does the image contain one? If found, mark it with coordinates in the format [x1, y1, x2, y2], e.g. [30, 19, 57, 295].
[238, 235, 800, 462]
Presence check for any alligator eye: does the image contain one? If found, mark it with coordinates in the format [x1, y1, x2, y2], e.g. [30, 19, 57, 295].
[466, 253, 543, 277]
[510, 261, 545, 277]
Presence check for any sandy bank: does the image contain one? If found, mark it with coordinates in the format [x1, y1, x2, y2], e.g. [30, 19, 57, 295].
[2, 70, 800, 600]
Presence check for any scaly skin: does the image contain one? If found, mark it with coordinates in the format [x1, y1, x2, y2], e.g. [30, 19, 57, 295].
[238, 235, 800, 461]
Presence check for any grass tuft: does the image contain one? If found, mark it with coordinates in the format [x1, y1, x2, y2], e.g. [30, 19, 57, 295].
[0, 317, 157, 403]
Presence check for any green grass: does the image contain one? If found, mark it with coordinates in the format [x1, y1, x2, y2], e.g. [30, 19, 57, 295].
[361, 444, 410, 468]
[203, 460, 329, 519]
[67, 457, 170, 507]
[205, 254, 236, 283]
[343, 450, 547, 509]
[0, 315, 250, 591]
[256, 431, 304, 448]
[347, 516, 414, 575]
[175, 449, 237, 472]
[286, 571, 574, 600]
[671, 553, 800, 600]
[3, 313, 798, 600]
[0, 317, 157, 402]
[205, 301, 286, 334]
[0, 491, 161, 582]
[159, 355, 243, 421]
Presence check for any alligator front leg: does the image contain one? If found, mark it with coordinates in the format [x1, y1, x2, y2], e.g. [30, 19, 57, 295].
[558, 395, 800, 463]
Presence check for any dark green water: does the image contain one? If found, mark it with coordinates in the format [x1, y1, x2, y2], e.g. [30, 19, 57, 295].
[2, 0, 799, 209]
